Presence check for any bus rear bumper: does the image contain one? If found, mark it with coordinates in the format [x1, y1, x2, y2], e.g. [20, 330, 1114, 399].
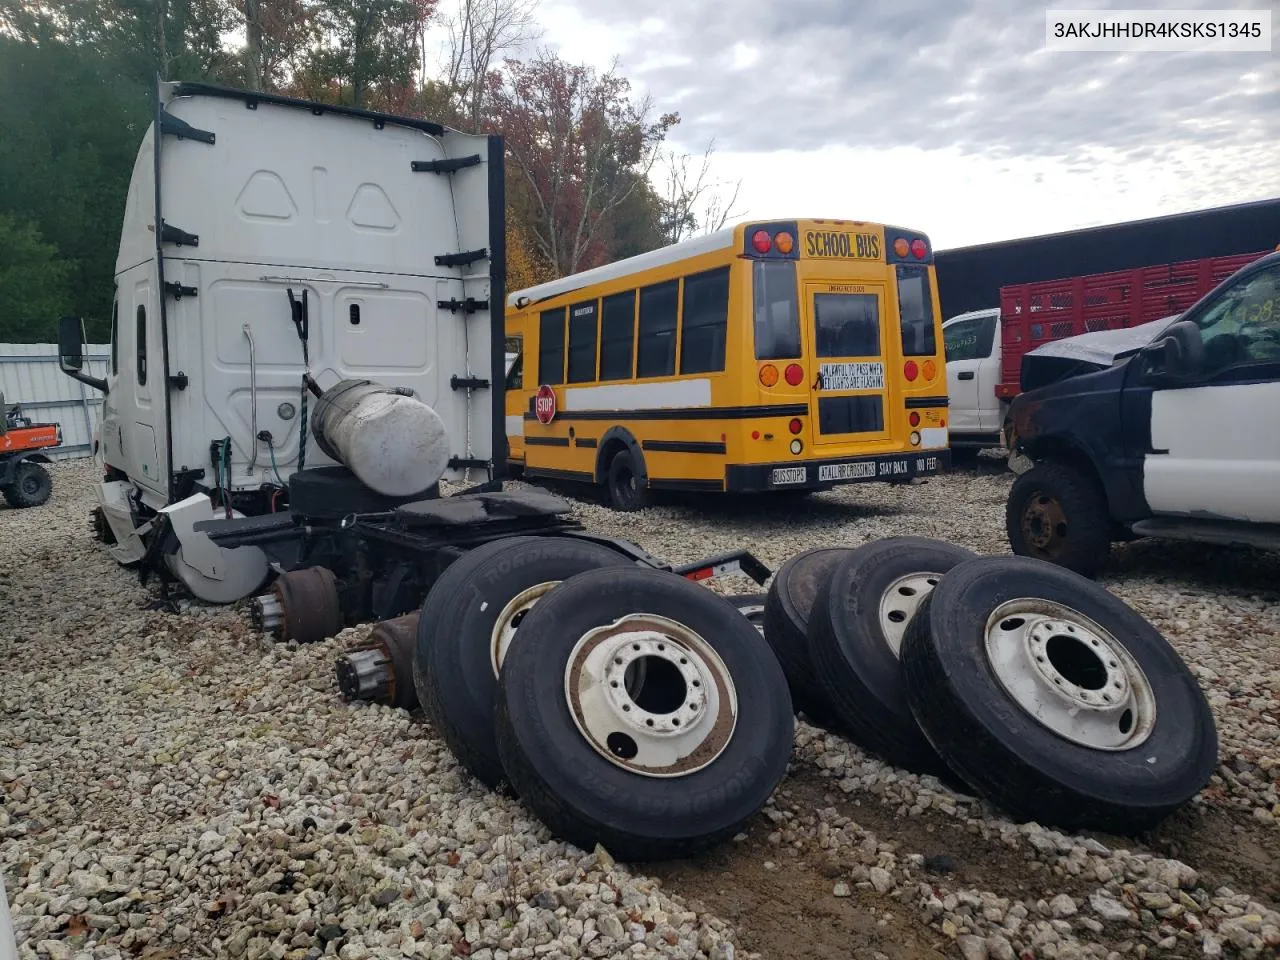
[726, 449, 950, 493]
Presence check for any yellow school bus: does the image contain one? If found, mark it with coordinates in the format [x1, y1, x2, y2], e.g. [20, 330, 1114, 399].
[504, 218, 950, 510]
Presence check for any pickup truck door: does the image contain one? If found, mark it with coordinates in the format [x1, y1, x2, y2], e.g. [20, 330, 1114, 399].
[1144, 260, 1280, 523]
[943, 311, 999, 434]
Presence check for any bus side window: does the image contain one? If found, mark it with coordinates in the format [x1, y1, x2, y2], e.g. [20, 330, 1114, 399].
[753, 260, 801, 359]
[567, 299, 599, 383]
[600, 290, 637, 380]
[637, 279, 679, 378]
[505, 335, 523, 389]
[680, 266, 730, 374]
[538, 307, 566, 385]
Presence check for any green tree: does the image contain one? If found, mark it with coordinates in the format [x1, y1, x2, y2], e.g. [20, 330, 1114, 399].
[0, 214, 74, 342]
[304, 0, 435, 108]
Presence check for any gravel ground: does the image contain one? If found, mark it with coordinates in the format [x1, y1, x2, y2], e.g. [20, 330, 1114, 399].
[2, 456, 1278, 960]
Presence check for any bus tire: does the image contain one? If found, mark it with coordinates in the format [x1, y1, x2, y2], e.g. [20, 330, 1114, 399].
[494, 566, 794, 861]
[900, 556, 1218, 834]
[606, 448, 651, 512]
[1006, 462, 1111, 578]
[806, 537, 977, 778]
[414, 535, 632, 791]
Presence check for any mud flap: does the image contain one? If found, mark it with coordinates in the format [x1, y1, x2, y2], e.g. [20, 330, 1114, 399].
[159, 493, 270, 604]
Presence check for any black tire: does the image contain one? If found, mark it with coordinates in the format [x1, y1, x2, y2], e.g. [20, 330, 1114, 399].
[414, 536, 633, 791]
[763, 547, 852, 724]
[900, 556, 1219, 834]
[3, 461, 52, 508]
[725, 593, 766, 633]
[807, 537, 978, 777]
[494, 566, 794, 861]
[1006, 462, 1112, 578]
[605, 449, 651, 512]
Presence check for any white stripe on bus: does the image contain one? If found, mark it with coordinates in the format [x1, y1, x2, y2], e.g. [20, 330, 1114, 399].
[563, 378, 713, 412]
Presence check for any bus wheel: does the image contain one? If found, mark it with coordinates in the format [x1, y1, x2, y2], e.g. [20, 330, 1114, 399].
[606, 449, 651, 512]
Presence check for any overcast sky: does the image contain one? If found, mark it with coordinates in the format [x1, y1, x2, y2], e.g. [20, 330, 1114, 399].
[487, 0, 1278, 251]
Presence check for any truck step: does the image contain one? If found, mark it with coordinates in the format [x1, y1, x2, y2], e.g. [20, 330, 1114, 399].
[1129, 517, 1280, 552]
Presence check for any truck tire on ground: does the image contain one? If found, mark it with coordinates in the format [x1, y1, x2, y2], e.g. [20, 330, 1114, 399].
[414, 536, 632, 791]
[900, 556, 1219, 834]
[1006, 462, 1112, 578]
[725, 593, 766, 634]
[494, 566, 794, 862]
[763, 547, 851, 725]
[3, 461, 52, 508]
[606, 449, 651, 512]
[807, 537, 978, 777]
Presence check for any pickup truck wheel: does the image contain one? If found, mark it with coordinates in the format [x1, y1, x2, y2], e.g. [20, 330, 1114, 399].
[494, 566, 794, 861]
[1006, 463, 1111, 578]
[900, 556, 1218, 834]
[806, 537, 977, 777]
[3, 461, 53, 508]
[414, 535, 633, 791]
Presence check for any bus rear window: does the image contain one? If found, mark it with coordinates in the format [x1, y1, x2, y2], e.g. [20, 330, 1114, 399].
[753, 260, 801, 360]
[896, 265, 937, 357]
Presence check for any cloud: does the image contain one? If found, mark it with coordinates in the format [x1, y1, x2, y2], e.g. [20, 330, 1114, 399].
[538, 0, 1280, 187]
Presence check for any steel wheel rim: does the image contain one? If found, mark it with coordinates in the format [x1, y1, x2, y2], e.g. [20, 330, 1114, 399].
[491, 581, 560, 678]
[877, 572, 941, 656]
[564, 613, 738, 778]
[983, 597, 1157, 750]
[734, 601, 766, 635]
[1021, 492, 1067, 552]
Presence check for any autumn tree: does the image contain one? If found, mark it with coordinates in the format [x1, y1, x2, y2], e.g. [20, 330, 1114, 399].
[441, 0, 540, 131]
[241, 0, 319, 91]
[489, 50, 677, 277]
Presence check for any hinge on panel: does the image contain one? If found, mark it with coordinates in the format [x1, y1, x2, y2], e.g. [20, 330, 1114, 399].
[437, 297, 489, 314]
[164, 281, 198, 299]
[168, 372, 189, 390]
[435, 248, 487, 268]
[447, 456, 490, 470]
[411, 155, 481, 174]
[159, 109, 216, 145]
[160, 221, 199, 247]
[450, 375, 490, 391]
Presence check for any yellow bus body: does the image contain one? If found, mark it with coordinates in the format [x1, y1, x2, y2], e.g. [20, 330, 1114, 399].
[504, 218, 950, 507]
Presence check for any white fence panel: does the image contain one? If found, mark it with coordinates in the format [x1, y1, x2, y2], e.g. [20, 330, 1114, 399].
[0, 343, 110, 460]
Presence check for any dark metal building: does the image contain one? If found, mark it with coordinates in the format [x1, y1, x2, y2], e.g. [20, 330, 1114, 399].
[933, 197, 1280, 320]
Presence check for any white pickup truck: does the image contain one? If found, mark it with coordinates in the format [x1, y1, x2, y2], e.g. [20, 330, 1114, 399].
[941, 307, 1005, 453]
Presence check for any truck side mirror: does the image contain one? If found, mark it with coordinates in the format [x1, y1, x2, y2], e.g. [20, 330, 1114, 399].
[1138, 319, 1204, 384]
[58, 316, 85, 371]
[56, 315, 108, 393]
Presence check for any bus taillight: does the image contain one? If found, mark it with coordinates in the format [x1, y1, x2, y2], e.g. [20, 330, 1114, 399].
[760, 364, 780, 386]
[752, 230, 772, 254]
[788, 418, 803, 435]
[923, 359, 937, 380]
[911, 238, 928, 259]
[904, 360, 919, 381]
[784, 363, 804, 386]
[909, 412, 921, 427]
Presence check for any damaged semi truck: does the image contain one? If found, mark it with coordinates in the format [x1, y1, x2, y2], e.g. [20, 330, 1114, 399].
[56, 79, 767, 630]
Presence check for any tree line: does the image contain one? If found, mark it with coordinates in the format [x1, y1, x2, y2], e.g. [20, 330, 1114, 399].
[0, 0, 742, 341]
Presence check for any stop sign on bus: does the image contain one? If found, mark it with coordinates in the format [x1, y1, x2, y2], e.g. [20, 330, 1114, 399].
[535, 384, 557, 424]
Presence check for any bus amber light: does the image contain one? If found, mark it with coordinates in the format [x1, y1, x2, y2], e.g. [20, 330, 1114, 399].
[784, 363, 804, 386]
[911, 238, 928, 259]
[904, 360, 919, 381]
[923, 359, 937, 380]
[788, 418, 803, 435]
[759, 364, 780, 386]
[775, 231, 795, 254]
[893, 237, 910, 258]
[752, 229, 772, 254]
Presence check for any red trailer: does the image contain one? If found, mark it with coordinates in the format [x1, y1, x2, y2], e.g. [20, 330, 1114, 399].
[994, 250, 1271, 398]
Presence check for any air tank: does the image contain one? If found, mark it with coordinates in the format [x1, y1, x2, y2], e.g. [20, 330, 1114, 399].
[309, 379, 450, 497]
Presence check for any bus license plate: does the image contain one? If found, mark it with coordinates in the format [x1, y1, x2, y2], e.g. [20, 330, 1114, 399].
[770, 467, 808, 486]
[818, 461, 878, 481]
